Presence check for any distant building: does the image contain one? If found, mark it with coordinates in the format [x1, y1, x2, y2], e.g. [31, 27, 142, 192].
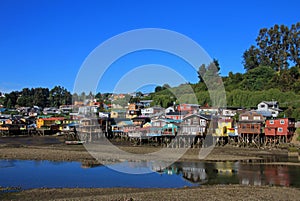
[256, 101, 282, 118]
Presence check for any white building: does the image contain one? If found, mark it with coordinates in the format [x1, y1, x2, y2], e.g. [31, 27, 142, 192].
[257, 101, 282, 118]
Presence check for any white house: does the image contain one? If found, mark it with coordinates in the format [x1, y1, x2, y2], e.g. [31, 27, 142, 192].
[257, 101, 282, 118]
[141, 106, 164, 117]
[165, 106, 175, 114]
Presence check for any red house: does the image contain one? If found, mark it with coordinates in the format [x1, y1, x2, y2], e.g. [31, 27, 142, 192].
[265, 118, 295, 138]
[176, 104, 200, 114]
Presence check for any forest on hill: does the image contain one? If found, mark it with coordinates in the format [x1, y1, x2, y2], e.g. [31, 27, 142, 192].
[148, 23, 300, 120]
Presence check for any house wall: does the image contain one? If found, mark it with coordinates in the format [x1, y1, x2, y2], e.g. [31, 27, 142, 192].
[238, 123, 262, 135]
[265, 118, 295, 136]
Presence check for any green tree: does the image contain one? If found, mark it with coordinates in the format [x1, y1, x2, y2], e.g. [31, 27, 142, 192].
[289, 22, 300, 67]
[242, 45, 260, 71]
[197, 64, 206, 82]
[241, 66, 275, 90]
[49, 86, 71, 107]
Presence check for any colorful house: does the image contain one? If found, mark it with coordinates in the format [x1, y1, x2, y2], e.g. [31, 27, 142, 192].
[214, 118, 233, 137]
[237, 111, 264, 135]
[36, 117, 65, 129]
[265, 118, 295, 141]
[180, 114, 208, 136]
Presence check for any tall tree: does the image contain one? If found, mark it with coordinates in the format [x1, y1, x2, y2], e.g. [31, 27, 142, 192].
[49, 86, 72, 107]
[289, 22, 300, 67]
[197, 64, 206, 82]
[242, 45, 261, 71]
[243, 22, 300, 71]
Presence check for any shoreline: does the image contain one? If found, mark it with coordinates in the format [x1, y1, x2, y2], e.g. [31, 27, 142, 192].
[1, 136, 300, 200]
[0, 135, 298, 164]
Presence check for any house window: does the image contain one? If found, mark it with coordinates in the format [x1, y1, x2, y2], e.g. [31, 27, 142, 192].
[253, 116, 261, 120]
[241, 116, 248, 120]
[280, 119, 285, 124]
[269, 120, 274, 124]
[278, 127, 283, 132]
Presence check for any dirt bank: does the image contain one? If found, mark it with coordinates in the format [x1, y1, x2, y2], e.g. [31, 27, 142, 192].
[0, 135, 293, 163]
[1, 185, 300, 201]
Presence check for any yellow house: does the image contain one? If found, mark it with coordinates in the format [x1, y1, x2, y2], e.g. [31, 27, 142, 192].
[36, 117, 65, 129]
[0, 119, 13, 125]
[111, 111, 119, 118]
[214, 118, 233, 137]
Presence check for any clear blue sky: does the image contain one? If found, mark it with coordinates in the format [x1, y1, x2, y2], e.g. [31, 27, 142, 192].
[0, 0, 299, 93]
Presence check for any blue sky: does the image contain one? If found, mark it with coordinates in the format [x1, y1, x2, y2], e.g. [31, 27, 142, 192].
[0, 0, 299, 93]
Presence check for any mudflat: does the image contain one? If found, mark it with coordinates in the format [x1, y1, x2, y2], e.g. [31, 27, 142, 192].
[1, 135, 300, 201]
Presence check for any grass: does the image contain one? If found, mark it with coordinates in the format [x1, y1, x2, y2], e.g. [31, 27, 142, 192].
[288, 146, 299, 152]
[296, 128, 300, 141]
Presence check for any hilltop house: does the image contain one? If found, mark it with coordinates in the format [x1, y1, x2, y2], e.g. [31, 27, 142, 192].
[256, 101, 282, 118]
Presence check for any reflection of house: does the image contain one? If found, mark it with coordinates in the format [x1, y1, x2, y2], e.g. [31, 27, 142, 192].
[257, 101, 282, 118]
[264, 165, 290, 187]
[180, 114, 208, 136]
[265, 118, 295, 139]
[238, 164, 263, 186]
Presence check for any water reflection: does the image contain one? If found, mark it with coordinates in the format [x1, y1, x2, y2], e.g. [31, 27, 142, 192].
[152, 161, 300, 187]
[0, 159, 299, 189]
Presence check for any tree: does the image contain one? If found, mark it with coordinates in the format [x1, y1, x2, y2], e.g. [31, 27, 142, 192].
[33, 88, 49, 108]
[241, 66, 275, 90]
[289, 22, 300, 67]
[155, 86, 163, 93]
[49, 86, 72, 107]
[197, 64, 206, 82]
[242, 45, 260, 71]
[5, 91, 19, 108]
[243, 23, 300, 72]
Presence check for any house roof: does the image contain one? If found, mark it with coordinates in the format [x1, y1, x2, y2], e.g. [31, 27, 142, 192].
[262, 101, 278, 106]
[182, 113, 209, 121]
[39, 117, 65, 121]
[255, 110, 272, 117]
[166, 111, 189, 116]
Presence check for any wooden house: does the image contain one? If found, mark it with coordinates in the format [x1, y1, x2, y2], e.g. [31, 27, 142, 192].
[180, 114, 208, 136]
[36, 117, 65, 129]
[131, 116, 151, 127]
[214, 117, 233, 137]
[265, 118, 295, 142]
[176, 104, 200, 114]
[165, 111, 188, 120]
[126, 103, 143, 118]
[237, 111, 264, 135]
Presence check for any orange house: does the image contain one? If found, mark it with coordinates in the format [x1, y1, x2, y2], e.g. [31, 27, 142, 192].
[265, 118, 295, 137]
[36, 117, 65, 129]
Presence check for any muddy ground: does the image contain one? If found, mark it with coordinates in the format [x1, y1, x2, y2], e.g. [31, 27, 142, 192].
[1, 185, 300, 201]
[0, 135, 300, 201]
[0, 135, 295, 163]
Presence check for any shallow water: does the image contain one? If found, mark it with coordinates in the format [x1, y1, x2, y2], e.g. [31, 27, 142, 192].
[0, 159, 299, 189]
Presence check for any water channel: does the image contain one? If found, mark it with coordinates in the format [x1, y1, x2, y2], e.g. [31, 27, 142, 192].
[1, 159, 300, 190]
[0, 157, 300, 189]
